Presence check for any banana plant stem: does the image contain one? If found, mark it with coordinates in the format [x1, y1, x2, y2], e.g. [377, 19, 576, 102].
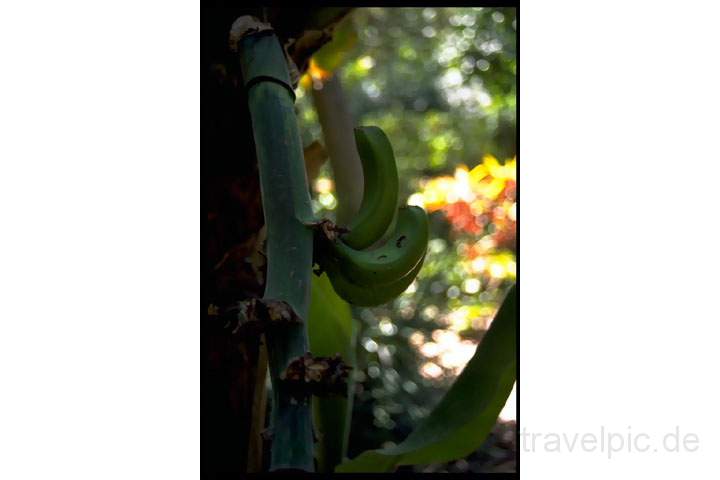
[311, 75, 364, 226]
[311, 74, 362, 469]
[237, 24, 315, 472]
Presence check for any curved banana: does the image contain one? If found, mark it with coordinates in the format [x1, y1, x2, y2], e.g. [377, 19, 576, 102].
[326, 253, 426, 306]
[330, 206, 429, 287]
[341, 126, 399, 250]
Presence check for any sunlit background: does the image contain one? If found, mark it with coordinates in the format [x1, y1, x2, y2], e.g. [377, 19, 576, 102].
[297, 7, 516, 473]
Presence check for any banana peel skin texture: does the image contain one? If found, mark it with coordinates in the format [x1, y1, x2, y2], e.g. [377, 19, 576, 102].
[320, 212, 429, 307]
[326, 253, 427, 307]
[341, 126, 399, 250]
[317, 207, 429, 306]
[331, 206, 429, 287]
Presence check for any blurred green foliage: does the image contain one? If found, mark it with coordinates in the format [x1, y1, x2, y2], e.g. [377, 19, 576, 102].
[299, 7, 516, 190]
[297, 7, 517, 470]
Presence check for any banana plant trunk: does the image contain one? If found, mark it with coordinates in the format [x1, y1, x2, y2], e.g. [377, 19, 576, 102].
[202, 7, 353, 475]
[237, 28, 316, 472]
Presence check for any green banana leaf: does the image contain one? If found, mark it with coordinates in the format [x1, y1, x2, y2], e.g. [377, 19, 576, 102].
[312, 16, 358, 73]
[336, 283, 517, 473]
[308, 272, 357, 472]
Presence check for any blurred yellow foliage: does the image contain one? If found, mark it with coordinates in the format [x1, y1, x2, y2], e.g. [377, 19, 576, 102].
[411, 155, 516, 212]
[410, 154, 516, 282]
[300, 58, 334, 90]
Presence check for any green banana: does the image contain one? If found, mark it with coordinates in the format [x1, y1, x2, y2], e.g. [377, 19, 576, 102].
[330, 206, 429, 287]
[341, 126, 399, 250]
[326, 253, 426, 306]
[314, 125, 428, 306]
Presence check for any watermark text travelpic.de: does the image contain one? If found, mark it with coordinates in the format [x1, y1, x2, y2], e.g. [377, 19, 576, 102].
[520, 426, 699, 459]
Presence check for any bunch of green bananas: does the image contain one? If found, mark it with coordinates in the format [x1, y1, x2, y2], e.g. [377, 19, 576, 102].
[318, 126, 429, 306]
